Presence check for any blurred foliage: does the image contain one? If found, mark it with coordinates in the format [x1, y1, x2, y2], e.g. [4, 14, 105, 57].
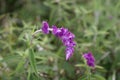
[0, 0, 120, 80]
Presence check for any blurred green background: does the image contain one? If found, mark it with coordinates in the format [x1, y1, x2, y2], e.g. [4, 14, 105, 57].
[0, 0, 120, 80]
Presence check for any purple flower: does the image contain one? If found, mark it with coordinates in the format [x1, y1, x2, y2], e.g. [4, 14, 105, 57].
[52, 26, 68, 37]
[41, 21, 49, 34]
[52, 25, 61, 37]
[40, 21, 76, 60]
[62, 31, 75, 40]
[62, 39, 76, 47]
[52, 26, 76, 60]
[65, 47, 74, 60]
[83, 52, 95, 67]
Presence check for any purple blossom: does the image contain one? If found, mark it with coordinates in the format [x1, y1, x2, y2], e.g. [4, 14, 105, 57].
[52, 25, 61, 37]
[83, 52, 95, 67]
[52, 26, 76, 60]
[65, 47, 74, 60]
[41, 21, 49, 34]
[40, 21, 76, 60]
[62, 39, 76, 47]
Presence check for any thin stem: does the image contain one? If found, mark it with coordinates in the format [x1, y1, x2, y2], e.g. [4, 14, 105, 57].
[31, 29, 42, 45]
[32, 29, 42, 36]
[48, 28, 53, 31]
[82, 57, 91, 80]
[83, 57, 91, 80]
[87, 66, 91, 80]
[32, 28, 53, 36]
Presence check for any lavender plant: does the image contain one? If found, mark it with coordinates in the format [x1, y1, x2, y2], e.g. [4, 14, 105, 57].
[32, 21, 96, 80]
[33, 21, 76, 60]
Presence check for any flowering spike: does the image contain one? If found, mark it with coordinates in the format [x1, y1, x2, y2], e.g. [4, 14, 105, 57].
[41, 21, 49, 34]
[36, 21, 76, 60]
[83, 52, 95, 67]
[52, 26, 76, 60]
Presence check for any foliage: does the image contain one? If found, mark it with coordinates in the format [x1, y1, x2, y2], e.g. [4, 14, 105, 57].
[0, 0, 120, 80]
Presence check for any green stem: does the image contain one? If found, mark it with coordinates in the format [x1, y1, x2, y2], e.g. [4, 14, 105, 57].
[87, 66, 91, 80]
[83, 57, 91, 80]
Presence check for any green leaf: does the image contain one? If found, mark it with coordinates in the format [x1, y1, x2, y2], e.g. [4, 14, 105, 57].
[29, 48, 38, 75]
[15, 59, 25, 72]
[92, 74, 106, 80]
[95, 65, 107, 72]
[9, 58, 25, 76]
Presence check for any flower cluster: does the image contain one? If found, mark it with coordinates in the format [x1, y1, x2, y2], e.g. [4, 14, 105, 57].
[83, 52, 95, 67]
[41, 21, 76, 60]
